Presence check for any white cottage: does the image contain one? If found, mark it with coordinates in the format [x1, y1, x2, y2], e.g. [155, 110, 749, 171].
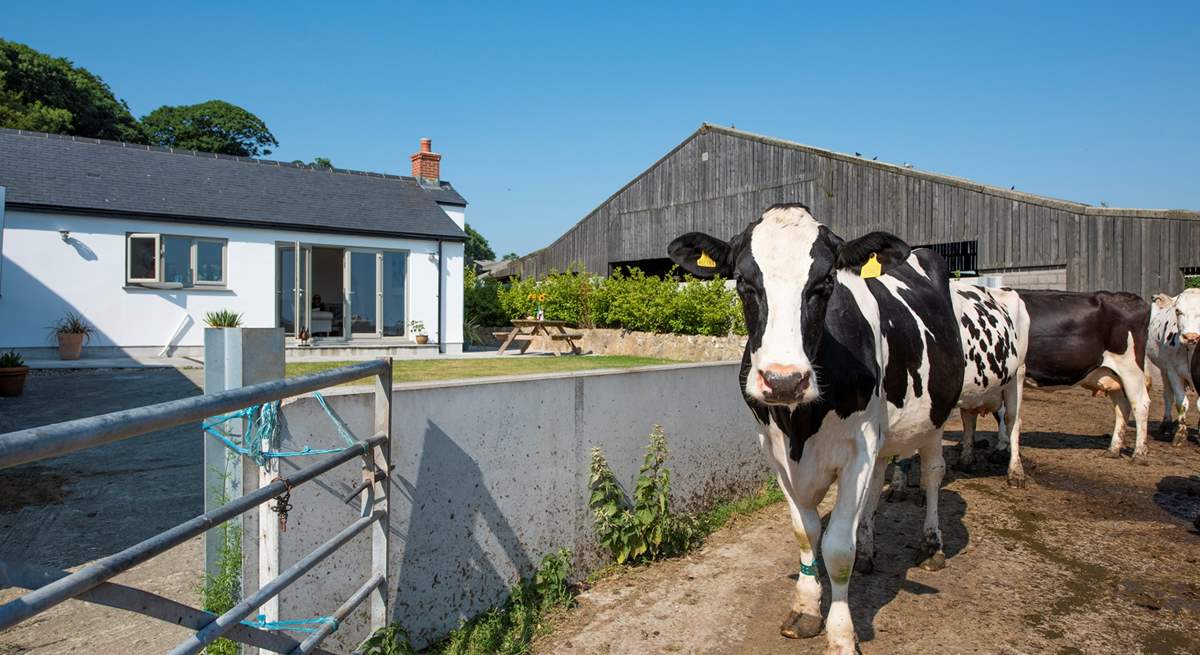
[0, 129, 467, 358]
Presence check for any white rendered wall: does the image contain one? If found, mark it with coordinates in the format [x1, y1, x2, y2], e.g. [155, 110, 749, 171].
[0, 210, 463, 352]
[438, 204, 465, 230]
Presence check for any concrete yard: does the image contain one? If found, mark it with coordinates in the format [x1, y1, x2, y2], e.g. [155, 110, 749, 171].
[0, 368, 206, 654]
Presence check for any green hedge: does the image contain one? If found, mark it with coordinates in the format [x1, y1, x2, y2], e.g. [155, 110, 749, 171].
[476, 266, 745, 337]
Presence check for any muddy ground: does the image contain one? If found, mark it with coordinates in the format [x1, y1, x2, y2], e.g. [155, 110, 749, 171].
[536, 385, 1200, 655]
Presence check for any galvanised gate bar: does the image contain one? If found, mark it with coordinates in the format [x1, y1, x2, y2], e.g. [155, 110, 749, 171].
[0, 359, 392, 655]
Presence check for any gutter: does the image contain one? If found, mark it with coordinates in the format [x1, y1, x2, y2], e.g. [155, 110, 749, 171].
[437, 239, 445, 354]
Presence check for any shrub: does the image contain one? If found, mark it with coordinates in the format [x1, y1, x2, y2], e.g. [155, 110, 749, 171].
[49, 311, 95, 340]
[464, 267, 507, 327]
[589, 425, 698, 565]
[497, 265, 596, 326]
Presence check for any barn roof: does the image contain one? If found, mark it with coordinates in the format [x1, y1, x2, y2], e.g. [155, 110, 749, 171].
[0, 128, 467, 241]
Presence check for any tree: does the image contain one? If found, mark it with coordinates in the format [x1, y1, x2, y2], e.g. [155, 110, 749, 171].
[502, 252, 520, 261]
[464, 223, 495, 265]
[141, 100, 278, 157]
[0, 39, 144, 142]
[292, 157, 334, 169]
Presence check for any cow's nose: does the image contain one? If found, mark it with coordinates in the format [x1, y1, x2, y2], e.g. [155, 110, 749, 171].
[1184, 332, 1200, 345]
[759, 365, 811, 402]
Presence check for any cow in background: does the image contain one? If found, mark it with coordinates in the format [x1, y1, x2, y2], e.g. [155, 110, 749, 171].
[951, 282, 1031, 486]
[668, 204, 963, 655]
[1018, 290, 1151, 462]
[1148, 290, 1200, 445]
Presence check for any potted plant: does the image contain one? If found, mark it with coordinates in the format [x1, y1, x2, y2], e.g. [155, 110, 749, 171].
[50, 311, 94, 360]
[0, 350, 29, 397]
[203, 310, 244, 329]
[409, 320, 429, 344]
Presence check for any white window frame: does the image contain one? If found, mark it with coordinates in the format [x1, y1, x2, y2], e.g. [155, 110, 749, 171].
[126, 233, 228, 288]
[193, 237, 228, 287]
[126, 233, 161, 284]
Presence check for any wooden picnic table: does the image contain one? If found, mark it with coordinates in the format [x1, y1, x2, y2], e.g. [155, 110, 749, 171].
[494, 319, 584, 356]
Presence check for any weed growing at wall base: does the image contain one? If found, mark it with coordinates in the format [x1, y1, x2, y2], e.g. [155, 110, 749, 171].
[201, 489, 242, 655]
[358, 549, 575, 655]
[589, 425, 700, 565]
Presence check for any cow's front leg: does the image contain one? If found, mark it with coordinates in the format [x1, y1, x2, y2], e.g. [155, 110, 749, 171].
[1166, 371, 1191, 446]
[822, 446, 875, 655]
[780, 493, 825, 639]
[956, 412, 979, 472]
[1161, 371, 1179, 435]
[916, 435, 948, 570]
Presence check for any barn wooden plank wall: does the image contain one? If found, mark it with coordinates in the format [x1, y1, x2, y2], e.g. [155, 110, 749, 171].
[516, 124, 1200, 299]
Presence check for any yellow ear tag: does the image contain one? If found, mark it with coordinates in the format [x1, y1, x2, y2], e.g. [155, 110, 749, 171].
[860, 253, 882, 279]
[697, 251, 717, 268]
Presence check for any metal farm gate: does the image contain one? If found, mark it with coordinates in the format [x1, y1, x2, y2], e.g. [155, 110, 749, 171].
[0, 359, 392, 654]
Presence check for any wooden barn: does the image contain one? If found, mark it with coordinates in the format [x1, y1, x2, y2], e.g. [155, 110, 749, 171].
[509, 123, 1200, 298]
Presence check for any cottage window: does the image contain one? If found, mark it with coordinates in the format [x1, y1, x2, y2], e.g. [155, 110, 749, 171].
[126, 233, 227, 288]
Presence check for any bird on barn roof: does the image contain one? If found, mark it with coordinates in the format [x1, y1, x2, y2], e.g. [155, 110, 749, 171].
[872, 156, 878, 161]
[1011, 185, 1016, 190]
[855, 152, 862, 157]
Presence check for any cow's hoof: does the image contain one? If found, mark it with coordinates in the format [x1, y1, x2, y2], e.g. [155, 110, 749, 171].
[885, 487, 907, 503]
[987, 449, 1010, 465]
[1159, 421, 1175, 436]
[918, 550, 947, 571]
[955, 454, 976, 473]
[780, 611, 823, 639]
[1100, 449, 1122, 459]
[1132, 453, 1150, 466]
[1173, 427, 1189, 447]
[1007, 471, 1027, 488]
[854, 553, 874, 575]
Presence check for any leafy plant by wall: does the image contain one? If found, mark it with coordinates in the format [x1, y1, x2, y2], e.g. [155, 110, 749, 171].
[589, 425, 698, 565]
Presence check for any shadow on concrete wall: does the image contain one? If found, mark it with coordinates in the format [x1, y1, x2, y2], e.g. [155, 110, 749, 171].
[392, 419, 533, 647]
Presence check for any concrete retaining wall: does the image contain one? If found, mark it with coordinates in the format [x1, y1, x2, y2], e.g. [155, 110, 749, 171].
[271, 362, 764, 651]
[978, 266, 1068, 290]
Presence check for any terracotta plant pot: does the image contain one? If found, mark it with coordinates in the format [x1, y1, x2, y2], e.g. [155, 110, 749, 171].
[0, 366, 29, 397]
[415, 335, 429, 345]
[57, 333, 85, 360]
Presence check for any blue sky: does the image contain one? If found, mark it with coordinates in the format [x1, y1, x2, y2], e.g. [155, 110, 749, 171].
[5, 1, 1198, 256]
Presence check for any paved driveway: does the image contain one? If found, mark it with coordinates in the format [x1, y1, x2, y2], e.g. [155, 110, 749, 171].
[0, 368, 205, 568]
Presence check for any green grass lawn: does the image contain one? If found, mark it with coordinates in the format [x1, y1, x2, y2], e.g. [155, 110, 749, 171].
[285, 355, 678, 385]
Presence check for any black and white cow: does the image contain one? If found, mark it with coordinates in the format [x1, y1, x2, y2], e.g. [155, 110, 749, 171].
[1149, 290, 1200, 445]
[951, 282, 1031, 486]
[668, 204, 963, 655]
[1017, 289, 1152, 462]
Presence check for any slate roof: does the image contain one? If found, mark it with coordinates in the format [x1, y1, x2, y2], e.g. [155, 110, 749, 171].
[0, 128, 468, 240]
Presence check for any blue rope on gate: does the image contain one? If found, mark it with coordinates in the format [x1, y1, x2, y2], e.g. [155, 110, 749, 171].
[202, 391, 364, 467]
[241, 613, 339, 634]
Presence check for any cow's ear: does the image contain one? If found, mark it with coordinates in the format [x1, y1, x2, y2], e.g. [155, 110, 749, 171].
[835, 231, 911, 278]
[1153, 293, 1175, 309]
[668, 232, 733, 278]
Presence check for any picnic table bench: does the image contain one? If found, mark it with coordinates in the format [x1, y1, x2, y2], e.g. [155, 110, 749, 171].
[494, 319, 583, 356]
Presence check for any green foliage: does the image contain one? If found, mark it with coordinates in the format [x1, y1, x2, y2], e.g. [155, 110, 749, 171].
[358, 624, 417, 655]
[502, 253, 520, 262]
[590, 426, 699, 565]
[464, 224, 496, 265]
[141, 100, 278, 157]
[362, 549, 574, 655]
[0, 350, 25, 367]
[497, 267, 742, 336]
[0, 38, 144, 142]
[1185, 276, 1200, 290]
[293, 156, 333, 169]
[48, 311, 94, 342]
[202, 492, 242, 655]
[408, 320, 427, 335]
[463, 267, 507, 327]
[693, 478, 785, 536]
[203, 309, 243, 328]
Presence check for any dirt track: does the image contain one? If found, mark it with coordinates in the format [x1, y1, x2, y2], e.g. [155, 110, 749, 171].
[536, 385, 1200, 655]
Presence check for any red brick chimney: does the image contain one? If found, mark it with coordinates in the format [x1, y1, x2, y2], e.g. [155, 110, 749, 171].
[410, 137, 441, 180]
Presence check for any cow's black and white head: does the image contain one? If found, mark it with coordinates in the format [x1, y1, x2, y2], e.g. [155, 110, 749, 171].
[668, 204, 910, 406]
